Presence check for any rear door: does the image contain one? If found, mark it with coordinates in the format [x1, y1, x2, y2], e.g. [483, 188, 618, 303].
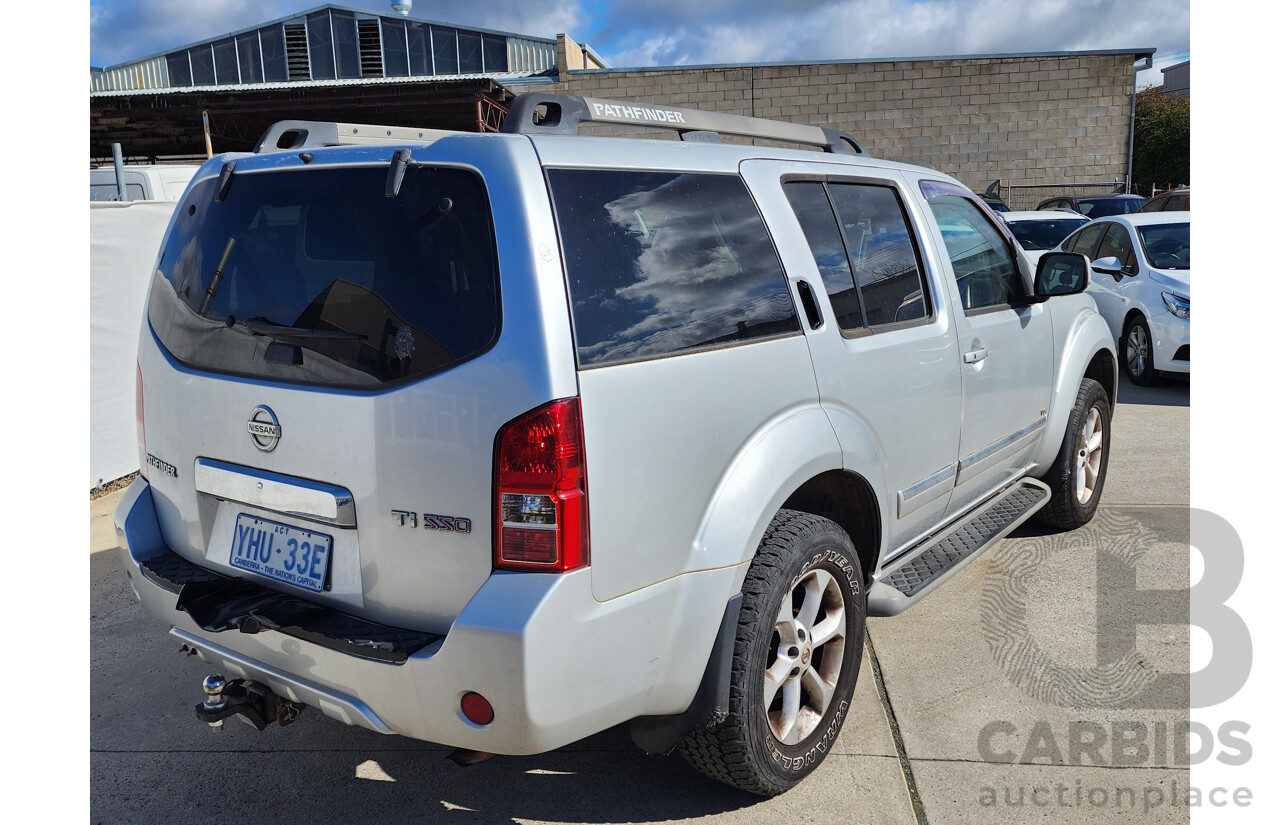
[742, 160, 964, 554]
[137, 136, 578, 635]
[915, 179, 1054, 513]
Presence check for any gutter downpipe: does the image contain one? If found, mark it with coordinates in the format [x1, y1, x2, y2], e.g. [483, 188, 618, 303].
[1127, 53, 1153, 194]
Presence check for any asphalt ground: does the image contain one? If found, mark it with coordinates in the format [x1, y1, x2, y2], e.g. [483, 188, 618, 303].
[89, 377, 1190, 824]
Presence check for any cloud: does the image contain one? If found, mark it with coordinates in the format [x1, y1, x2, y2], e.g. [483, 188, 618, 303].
[596, 0, 1188, 69]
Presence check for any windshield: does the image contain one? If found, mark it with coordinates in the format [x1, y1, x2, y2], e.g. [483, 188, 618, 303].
[1007, 217, 1090, 250]
[1078, 197, 1143, 217]
[147, 164, 500, 387]
[1136, 222, 1190, 270]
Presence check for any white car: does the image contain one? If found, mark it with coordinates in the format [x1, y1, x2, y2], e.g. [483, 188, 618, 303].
[1001, 211, 1091, 266]
[1055, 212, 1190, 384]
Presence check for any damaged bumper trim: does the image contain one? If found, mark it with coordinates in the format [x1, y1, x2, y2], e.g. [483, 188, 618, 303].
[140, 549, 440, 664]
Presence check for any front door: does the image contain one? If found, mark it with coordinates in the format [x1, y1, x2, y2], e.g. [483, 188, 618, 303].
[917, 179, 1054, 513]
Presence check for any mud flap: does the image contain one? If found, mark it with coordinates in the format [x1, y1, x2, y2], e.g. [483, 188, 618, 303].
[629, 593, 742, 755]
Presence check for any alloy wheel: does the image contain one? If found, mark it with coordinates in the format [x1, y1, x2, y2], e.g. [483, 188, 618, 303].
[763, 569, 846, 744]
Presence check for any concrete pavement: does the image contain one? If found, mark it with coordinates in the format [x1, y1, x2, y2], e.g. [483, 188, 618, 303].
[89, 377, 1189, 823]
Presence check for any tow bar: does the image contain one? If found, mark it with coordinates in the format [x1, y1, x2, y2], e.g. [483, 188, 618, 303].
[197, 673, 306, 732]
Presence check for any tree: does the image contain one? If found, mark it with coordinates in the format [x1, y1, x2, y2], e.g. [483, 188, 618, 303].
[1132, 87, 1190, 197]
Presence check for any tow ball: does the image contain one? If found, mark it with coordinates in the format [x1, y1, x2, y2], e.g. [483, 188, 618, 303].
[197, 673, 306, 732]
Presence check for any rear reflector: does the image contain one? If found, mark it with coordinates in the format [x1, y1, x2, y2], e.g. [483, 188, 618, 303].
[494, 398, 589, 572]
[460, 692, 494, 725]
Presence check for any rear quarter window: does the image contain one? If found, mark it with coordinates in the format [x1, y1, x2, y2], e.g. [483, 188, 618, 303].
[548, 169, 800, 367]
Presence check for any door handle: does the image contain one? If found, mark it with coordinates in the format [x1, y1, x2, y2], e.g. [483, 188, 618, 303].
[796, 279, 824, 330]
[963, 347, 989, 364]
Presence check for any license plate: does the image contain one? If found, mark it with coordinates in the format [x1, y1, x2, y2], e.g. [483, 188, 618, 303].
[230, 514, 332, 593]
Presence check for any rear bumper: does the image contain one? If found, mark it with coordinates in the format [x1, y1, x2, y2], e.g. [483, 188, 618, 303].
[114, 478, 741, 754]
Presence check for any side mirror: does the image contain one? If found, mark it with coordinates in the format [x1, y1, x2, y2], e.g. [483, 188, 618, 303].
[1091, 255, 1124, 281]
[1035, 252, 1090, 297]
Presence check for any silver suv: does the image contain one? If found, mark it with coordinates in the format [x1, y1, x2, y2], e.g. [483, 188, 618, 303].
[115, 93, 1117, 796]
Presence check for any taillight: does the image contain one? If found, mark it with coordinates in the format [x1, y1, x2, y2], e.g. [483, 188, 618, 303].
[494, 398, 589, 572]
[136, 363, 148, 481]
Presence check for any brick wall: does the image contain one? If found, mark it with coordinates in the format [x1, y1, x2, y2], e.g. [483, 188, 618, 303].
[520, 52, 1138, 191]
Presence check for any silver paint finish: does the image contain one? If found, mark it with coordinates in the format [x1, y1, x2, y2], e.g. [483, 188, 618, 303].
[741, 160, 964, 550]
[955, 415, 1048, 485]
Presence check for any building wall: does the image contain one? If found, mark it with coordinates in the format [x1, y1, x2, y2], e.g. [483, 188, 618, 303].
[522, 52, 1138, 191]
[1161, 61, 1189, 97]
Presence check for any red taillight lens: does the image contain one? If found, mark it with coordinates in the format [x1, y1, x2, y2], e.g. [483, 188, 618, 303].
[494, 398, 589, 572]
[136, 363, 148, 481]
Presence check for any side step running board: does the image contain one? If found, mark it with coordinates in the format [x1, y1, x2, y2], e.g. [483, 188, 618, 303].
[868, 478, 1050, 617]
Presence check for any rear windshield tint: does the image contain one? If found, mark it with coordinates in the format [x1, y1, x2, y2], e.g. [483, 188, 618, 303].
[548, 169, 799, 367]
[147, 165, 500, 388]
[1008, 217, 1090, 250]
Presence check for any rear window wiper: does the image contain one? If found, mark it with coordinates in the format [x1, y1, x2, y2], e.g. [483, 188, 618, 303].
[239, 316, 367, 340]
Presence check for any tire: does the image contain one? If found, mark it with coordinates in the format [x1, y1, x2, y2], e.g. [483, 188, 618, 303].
[1036, 377, 1111, 530]
[678, 510, 866, 796]
[1122, 315, 1158, 385]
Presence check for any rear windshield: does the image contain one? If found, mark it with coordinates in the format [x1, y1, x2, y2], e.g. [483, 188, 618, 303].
[1007, 217, 1090, 250]
[1137, 222, 1190, 270]
[1078, 197, 1143, 218]
[147, 164, 500, 387]
[548, 169, 799, 367]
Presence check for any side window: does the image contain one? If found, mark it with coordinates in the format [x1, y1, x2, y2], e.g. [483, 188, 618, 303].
[1071, 223, 1109, 260]
[784, 180, 930, 331]
[826, 183, 928, 325]
[548, 169, 800, 367]
[1096, 224, 1137, 273]
[1166, 194, 1189, 211]
[90, 182, 147, 202]
[783, 182, 865, 332]
[921, 181, 1024, 311]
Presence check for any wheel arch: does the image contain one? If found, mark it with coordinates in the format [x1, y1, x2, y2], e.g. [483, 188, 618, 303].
[1031, 308, 1118, 470]
[780, 469, 881, 586]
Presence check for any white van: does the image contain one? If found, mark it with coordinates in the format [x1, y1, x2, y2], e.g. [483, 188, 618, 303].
[90, 164, 201, 202]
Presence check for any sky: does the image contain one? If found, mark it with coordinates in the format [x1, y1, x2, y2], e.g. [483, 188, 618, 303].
[89, 0, 1190, 89]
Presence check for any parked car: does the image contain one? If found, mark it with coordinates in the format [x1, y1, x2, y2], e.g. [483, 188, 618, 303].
[1036, 193, 1145, 218]
[977, 192, 1010, 212]
[1139, 186, 1190, 212]
[976, 181, 1010, 212]
[1054, 212, 1189, 384]
[1000, 211, 1091, 266]
[114, 93, 1117, 797]
[90, 164, 200, 202]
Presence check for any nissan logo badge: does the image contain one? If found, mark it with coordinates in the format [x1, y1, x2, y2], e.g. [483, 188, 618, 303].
[247, 405, 282, 452]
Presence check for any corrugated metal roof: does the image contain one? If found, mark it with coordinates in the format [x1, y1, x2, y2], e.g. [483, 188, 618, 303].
[97, 3, 556, 71]
[89, 70, 547, 99]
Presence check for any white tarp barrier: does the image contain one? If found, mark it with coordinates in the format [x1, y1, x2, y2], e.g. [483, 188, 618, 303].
[90, 200, 177, 488]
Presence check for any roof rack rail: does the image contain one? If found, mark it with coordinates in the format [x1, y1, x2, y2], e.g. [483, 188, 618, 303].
[254, 120, 458, 154]
[499, 93, 866, 155]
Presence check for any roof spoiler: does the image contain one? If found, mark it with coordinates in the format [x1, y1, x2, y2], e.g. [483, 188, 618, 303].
[253, 121, 459, 153]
